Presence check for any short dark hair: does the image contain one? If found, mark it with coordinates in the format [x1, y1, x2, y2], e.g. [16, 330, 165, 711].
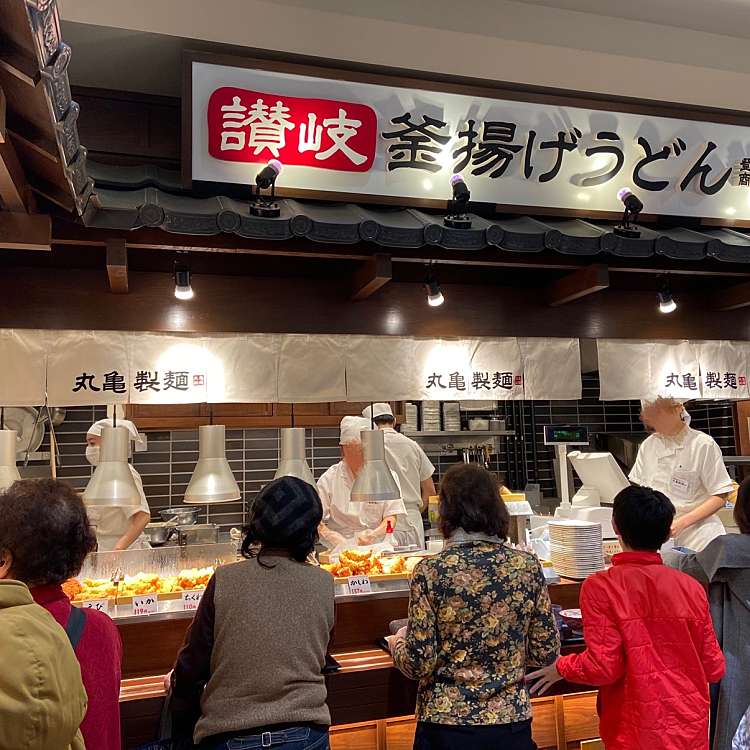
[0, 479, 96, 586]
[373, 415, 395, 426]
[241, 477, 323, 564]
[613, 485, 675, 551]
[439, 463, 510, 539]
[735, 477, 750, 535]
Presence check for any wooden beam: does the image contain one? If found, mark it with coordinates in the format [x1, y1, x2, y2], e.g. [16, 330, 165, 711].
[0, 133, 31, 212]
[106, 237, 129, 294]
[547, 264, 609, 307]
[713, 279, 750, 311]
[0, 86, 5, 143]
[0, 212, 51, 251]
[351, 253, 392, 300]
[0, 47, 40, 87]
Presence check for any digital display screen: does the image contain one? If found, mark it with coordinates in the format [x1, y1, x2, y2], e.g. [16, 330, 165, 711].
[543, 425, 589, 445]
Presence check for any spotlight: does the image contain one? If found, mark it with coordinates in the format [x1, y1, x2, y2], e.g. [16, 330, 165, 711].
[444, 174, 472, 229]
[657, 277, 677, 314]
[613, 187, 643, 238]
[250, 159, 283, 218]
[174, 261, 193, 300]
[425, 262, 444, 307]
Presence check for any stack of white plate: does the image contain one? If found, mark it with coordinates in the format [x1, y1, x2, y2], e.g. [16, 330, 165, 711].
[421, 401, 441, 431]
[442, 402, 461, 431]
[549, 519, 604, 579]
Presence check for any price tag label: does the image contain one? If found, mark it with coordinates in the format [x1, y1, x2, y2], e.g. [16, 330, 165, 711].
[81, 599, 109, 614]
[132, 595, 158, 616]
[181, 591, 203, 611]
[346, 575, 372, 595]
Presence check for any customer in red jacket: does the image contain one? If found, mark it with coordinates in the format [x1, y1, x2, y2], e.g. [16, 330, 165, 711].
[0, 479, 123, 750]
[528, 485, 725, 750]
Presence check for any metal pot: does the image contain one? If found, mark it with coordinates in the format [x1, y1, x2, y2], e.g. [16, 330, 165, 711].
[160, 507, 200, 525]
[144, 522, 178, 547]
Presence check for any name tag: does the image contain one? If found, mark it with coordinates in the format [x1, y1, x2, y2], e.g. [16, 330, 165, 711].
[346, 575, 372, 595]
[132, 595, 158, 616]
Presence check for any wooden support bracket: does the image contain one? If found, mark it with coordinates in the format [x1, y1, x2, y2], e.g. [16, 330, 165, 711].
[351, 254, 392, 300]
[713, 279, 750, 311]
[106, 237, 129, 293]
[547, 264, 609, 307]
[0, 212, 51, 251]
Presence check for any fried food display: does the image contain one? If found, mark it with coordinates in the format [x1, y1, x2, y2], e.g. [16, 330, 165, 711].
[321, 549, 424, 579]
[67, 566, 215, 602]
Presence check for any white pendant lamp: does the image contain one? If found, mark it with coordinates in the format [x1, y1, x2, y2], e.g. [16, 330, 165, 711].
[184, 424, 240, 504]
[0, 429, 20, 491]
[83, 426, 141, 508]
[351, 429, 401, 502]
[274, 427, 315, 487]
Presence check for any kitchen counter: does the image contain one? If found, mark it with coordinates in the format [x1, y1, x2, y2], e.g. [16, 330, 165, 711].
[118, 578, 596, 749]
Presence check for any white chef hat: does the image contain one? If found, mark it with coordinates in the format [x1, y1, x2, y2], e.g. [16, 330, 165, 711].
[362, 402, 394, 421]
[339, 416, 370, 445]
[87, 418, 147, 451]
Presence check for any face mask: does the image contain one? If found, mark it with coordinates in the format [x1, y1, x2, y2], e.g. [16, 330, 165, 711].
[85, 445, 100, 466]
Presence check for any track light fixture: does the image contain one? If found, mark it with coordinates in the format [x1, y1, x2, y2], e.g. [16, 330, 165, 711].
[425, 261, 444, 307]
[174, 258, 193, 300]
[250, 159, 283, 218]
[657, 275, 677, 314]
[614, 187, 644, 238]
[444, 174, 472, 229]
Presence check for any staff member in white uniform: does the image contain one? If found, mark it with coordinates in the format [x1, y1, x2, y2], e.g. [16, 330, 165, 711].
[85, 418, 151, 551]
[630, 397, 732, 552]
[362, 403, 436, 549]
[317, 416, 408, 548]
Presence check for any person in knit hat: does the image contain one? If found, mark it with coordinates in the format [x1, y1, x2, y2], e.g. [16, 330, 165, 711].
[170, 477, 335, 749]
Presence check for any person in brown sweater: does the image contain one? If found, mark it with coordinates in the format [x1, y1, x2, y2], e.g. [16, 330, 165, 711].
[170, 476, 335, 750]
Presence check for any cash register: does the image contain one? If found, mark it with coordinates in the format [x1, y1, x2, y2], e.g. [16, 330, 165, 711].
[543, 425, 629, 539]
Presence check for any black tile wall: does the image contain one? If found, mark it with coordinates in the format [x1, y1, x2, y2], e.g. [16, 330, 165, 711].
[422, 373, 737, 501]
[54, 406, 341, 534]
[53, 384, 737, 534]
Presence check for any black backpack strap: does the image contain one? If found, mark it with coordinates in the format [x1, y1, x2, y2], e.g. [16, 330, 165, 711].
[65, 606, 87, 651]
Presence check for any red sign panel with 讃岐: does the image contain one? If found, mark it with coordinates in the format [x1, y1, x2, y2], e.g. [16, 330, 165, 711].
[207, 87, 377, 172]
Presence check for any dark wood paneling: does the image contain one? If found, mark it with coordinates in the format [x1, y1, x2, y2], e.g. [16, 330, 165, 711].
[4, 266, 750, 341]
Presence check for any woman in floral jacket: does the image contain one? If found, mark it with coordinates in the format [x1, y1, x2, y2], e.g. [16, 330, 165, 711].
[389, 464, 560, 750]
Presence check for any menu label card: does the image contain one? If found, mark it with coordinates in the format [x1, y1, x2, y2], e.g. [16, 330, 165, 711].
[132, 595, 159, 616]
[346, 575, 372, 595]
[82, 599, 109, 614]
[181, 591, 203, 611]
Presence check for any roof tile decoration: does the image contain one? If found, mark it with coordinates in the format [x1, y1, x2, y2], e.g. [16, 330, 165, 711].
[85, 162, 750, 262]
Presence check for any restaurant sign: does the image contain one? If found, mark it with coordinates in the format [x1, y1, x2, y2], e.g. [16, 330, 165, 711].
[0, 331, 581, 406]
[189, 57, 750, 220]
[598, 339, 750, 401]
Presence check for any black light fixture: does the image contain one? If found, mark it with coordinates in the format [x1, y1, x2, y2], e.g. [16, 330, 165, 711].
[444, 174, 472, 229]
[613, 187, 644, 238]
[425, 261, 445, 307]
[249, 159, 283, 218]
[657, 275, 677, 314]
[174, 256, 193, 300]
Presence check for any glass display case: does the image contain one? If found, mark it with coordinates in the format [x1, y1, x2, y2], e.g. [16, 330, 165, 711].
[66, 542, 237, 618]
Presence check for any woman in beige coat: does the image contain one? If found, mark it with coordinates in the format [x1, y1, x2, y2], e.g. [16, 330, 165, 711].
[0, 575, 87, 749]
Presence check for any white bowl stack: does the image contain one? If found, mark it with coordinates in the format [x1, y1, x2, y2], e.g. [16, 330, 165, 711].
[549, 519, 604, 579]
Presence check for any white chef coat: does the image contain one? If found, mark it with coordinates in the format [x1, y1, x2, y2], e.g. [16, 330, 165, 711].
[380, 428, 435, 549]
[86, 464, 152, 552]
[317, 461, 408, 543]
[629, 426, 732, 552]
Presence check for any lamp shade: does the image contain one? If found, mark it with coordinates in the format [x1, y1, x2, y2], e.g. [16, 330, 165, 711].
[274, 427, 315, 487]
[351, 429, 401, 502]
[83, 426, 141, 508]
[0, 429, 20, 492]
[184, 425, 240, 504]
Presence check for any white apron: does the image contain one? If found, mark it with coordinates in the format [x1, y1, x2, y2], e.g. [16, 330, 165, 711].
[630, 427, 732, 552]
